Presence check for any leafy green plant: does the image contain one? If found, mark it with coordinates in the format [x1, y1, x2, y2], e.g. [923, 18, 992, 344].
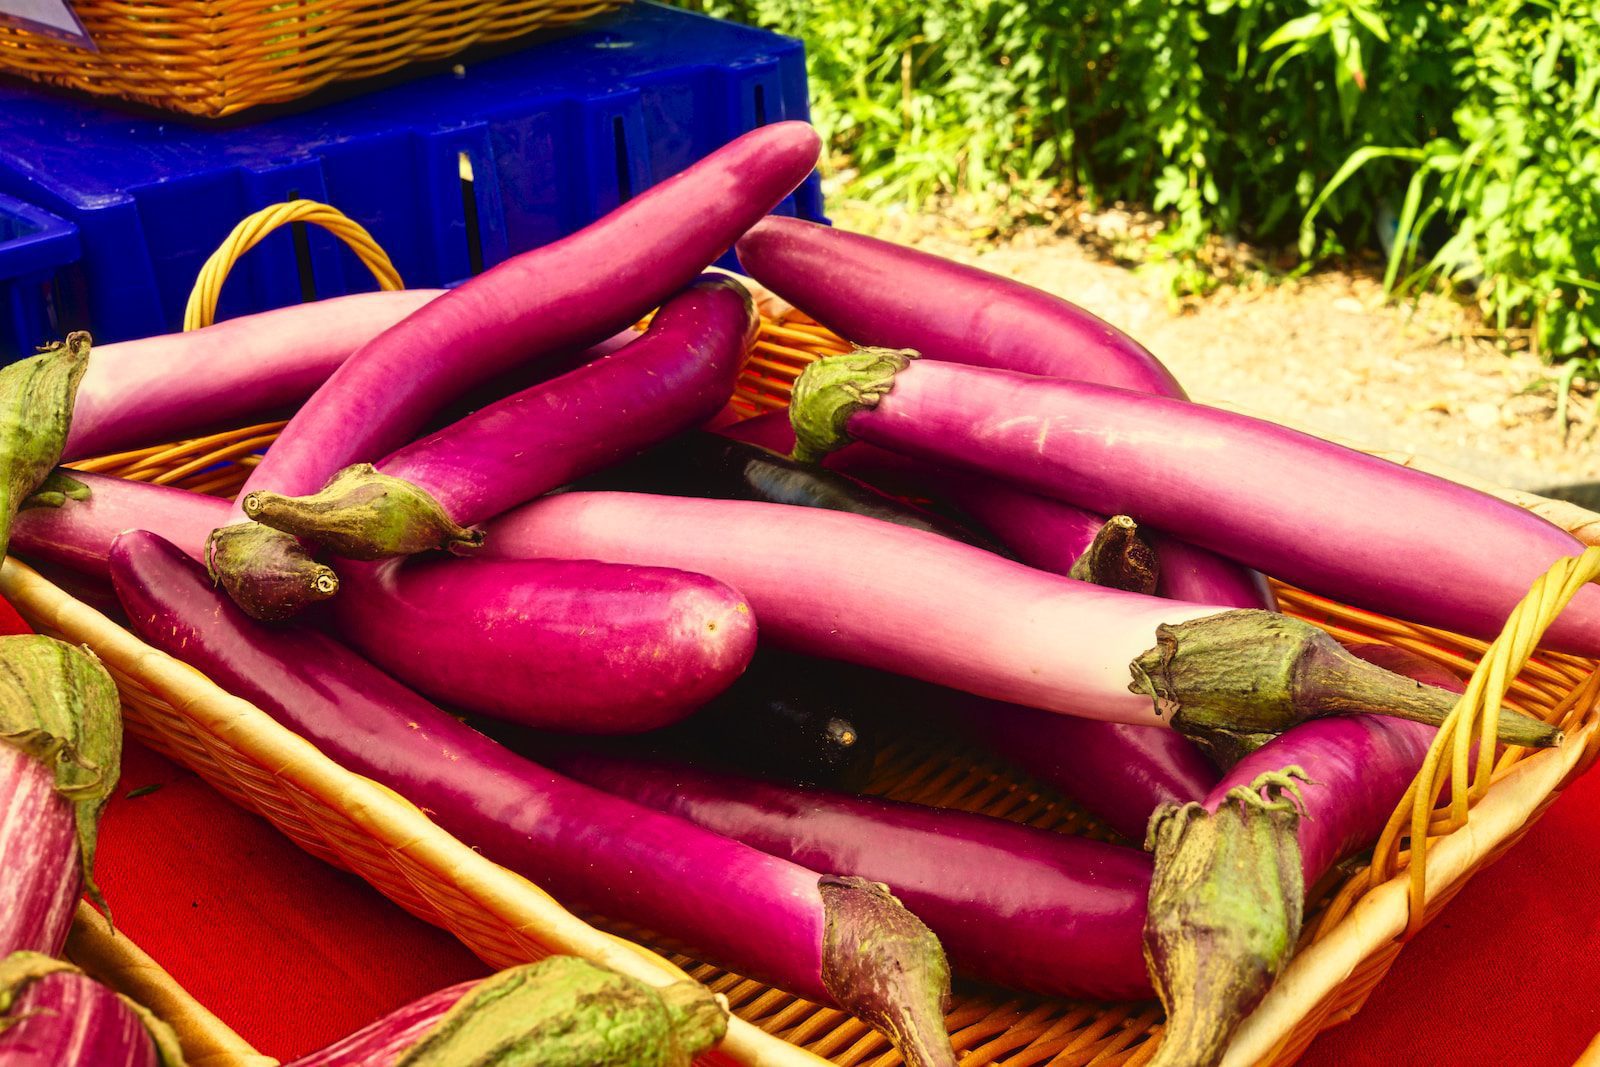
[1306, 0, 1600, 362]
[680, 0, 1597, 362]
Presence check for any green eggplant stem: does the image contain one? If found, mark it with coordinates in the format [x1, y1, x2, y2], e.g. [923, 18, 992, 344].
[395, 956, 726, 1067]
[819, 875, 957, 1067]
[1129, 610, 1562, 752]
[789, 347, 918, 464]
[1069, 514, 1160, 594]
[1143, 769, 1309, 1067]
[205, 522, 340, 622]
[243, 463, 482, 561]
[0, 333, 92, 559]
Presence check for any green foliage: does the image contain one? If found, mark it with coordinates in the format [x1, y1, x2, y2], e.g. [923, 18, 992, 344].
[681, 0, 1599, 361]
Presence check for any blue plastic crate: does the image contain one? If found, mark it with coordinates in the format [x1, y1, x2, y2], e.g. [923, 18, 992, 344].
[0, 2, 823, 345]
[0, 193, 82, 363]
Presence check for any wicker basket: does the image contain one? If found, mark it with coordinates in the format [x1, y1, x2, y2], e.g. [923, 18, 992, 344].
[0, 0, 627, 119]
[5, 306, 1599, 1067]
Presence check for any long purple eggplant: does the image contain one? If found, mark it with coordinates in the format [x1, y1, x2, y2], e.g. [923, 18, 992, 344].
[0, 635, 121, 957]
[241, 277, 757, 563]
[287, 957, 727, 1067]
[0, 953, 180, 1067]
[1142, 646, 1463, 1067]
[62, 290, 443, 462]
[332, 554, 758, 733]
[738, 217, 1183, 392]
[12, 470, 224, 581]
[207, 123, 822, 620]
[787, 349, 1600, 656]
[12, 474, 756, 734]
[546, 751, 1153, 1000]
[735, 216, 1268, 605]
[727, 410, 1272, 610]
[482, 493, 1553, 747]
[109, 530, 957, 1067]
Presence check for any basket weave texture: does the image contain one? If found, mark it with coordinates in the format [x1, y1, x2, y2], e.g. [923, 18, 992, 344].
[0, 0, 626, 118]
[3, 306, 1597, 1067]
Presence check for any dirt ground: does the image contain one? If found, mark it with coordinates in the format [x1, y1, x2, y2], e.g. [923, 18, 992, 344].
[837, 202, 1598, 502]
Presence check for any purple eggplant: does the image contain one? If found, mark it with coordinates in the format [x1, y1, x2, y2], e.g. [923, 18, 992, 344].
[206, 123, 823, 620]
[61, 290, 442, 462]
[332, 554, 758, 733]
[241, 277, 757, 562]
[108, 530, 957, 1067]
[546, 750, 1153, 1000]
[483, 492, 1553, 748]
[1142, 646, 1464, 1067]
[787, 349, 1600, 656]
[734, 217, 1267, 605]
[13, 475, 756, 734]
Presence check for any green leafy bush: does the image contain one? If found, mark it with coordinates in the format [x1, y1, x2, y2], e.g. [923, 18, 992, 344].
[681, 0, 1598, 361]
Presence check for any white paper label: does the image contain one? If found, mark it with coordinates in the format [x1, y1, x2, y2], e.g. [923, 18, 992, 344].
[0, 0, 95, 49]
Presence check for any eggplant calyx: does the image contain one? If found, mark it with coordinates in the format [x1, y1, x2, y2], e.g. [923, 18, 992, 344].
[19, 470, 92, 511]
[395, 956, 726, 1067]
[1069, 514, 1160, 595]
[1129, 610, 1562, 749]
[1143, 768, 1308, 1067]
[819, 874, 957, 1067]
[243, 463, 482, 561]
[0, 332, 92, 558]
[205, 522, 339, 621]
[0, 635, 122, 916]
[789, 347, 918, 464]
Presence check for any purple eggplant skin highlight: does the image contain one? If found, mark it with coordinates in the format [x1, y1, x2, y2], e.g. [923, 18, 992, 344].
[333, 555, 757, 733]
[61, 289, 442, 462]
[737, 217, 1184, 395]
[12, 470, 225, 581]
[208, 122, 822, 620]
[724, 411, 1274, 612]
[1140, 646, 1463, 1067]
[790, 351, 1600, 657]
[547, 750, 1154, 1001]
[0, 955, 180, 1067]
[108, 530, 957, 1067]
[241, 275, 758, 560]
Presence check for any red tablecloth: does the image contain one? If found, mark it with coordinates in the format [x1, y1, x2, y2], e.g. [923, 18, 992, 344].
[4, 586, 1594, 1065]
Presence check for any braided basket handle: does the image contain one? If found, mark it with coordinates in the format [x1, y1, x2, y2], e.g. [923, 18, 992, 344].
[1365, 546, 1600, 935]
[183, 200, 403, 331]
